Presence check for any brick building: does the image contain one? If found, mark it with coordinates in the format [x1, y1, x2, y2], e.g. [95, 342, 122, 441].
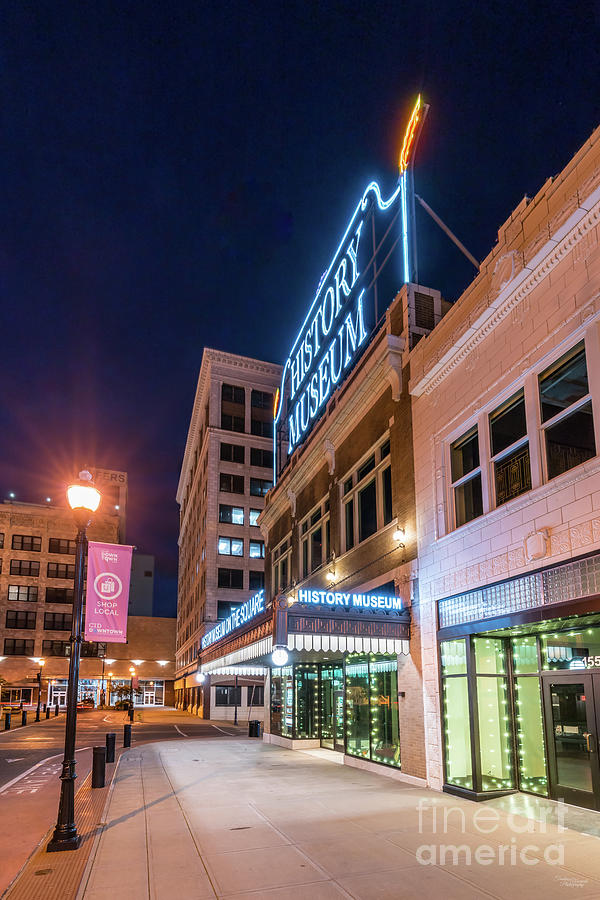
[411, 125, 600, 806]
[174, 349, 282, 720]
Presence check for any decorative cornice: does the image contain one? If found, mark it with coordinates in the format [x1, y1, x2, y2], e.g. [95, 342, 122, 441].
[410, 185, 600, 397]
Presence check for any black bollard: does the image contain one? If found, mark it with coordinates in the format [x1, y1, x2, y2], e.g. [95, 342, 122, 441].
[92, 746, 106, 789]
[123, 723, 131, 748]
[4, 712, 11, 731]
[128, 705, 134, 722]
[21, 710, 27, 727]
[54, 703, 59, 717]
[106, 732, 116, 763]
[45, 706, 51, 720]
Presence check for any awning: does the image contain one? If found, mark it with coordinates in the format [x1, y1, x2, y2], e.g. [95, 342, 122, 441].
[288, 634, 409, 655]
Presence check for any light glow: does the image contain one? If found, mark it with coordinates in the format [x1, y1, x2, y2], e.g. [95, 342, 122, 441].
[398, 95, 422, 174]
[131, 659, 144, 665]
[195, 671, 206, 683]
[67, 477, 101, 512]
[272, 647, 289, 666]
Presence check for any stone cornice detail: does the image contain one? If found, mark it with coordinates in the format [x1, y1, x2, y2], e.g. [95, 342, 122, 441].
[410, 186, 600, 397]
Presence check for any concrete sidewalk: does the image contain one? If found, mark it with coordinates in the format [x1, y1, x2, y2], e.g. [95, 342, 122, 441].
[79, 738, 600, 899]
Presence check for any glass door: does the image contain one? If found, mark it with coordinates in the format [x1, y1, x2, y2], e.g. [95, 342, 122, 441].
[320, 664, 344, 751]
[143, 691, 155, 705]
[542, 673, 600, 809]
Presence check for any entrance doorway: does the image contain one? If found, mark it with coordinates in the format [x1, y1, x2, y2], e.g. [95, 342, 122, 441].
[542, 672, 600, 810]
[320, 664, 344, 751]
[143, 690, 156, 706]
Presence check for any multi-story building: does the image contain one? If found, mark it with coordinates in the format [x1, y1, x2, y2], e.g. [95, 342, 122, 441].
[128, 552, 155, 616]
[411, 124, 600, 806]
[175, 348, 282, 719]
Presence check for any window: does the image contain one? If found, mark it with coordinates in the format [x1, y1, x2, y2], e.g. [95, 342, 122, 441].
[272, 537, 292, 593]
[8, 585, 38, 603]
[539, 343, 596, 480]
[219, 505, 244, 525]
[250, 447, 273, 468]
[4, 638, 34, 656]
[300, 501, 330, 577]
[47, 563, 75, 579]
[342, 438, 394, 551]
[0, 533, 3, 548]
[222, 384, 245, 405]
[217, 568, 244, 589]
[249, 570, 264, 590]
[42, 639, 70, 656]
[249, 540, 265, 558]
[12, 534, 41, 551]
[48, 538, 76, 555]
[10, 559, 40, 576]
[44, 612, 72, 631]
[219, 473, 244, 494]
[6, 610, 36, 629]
[450, 426, 483, 528]
[45, 587, 74, 604]
[247, 685, 264, 705]
[251, 419, 273, 437]
[251, 390, 272, 409]
[218, 537, 244, 556]
[489, 390, 531, 506]
[220, 442, 245, 463]
[249, 509, 260, 526]
[221, 414, 245, 433]
[250, 477, 272, 497]
[215, 685, 242, 706]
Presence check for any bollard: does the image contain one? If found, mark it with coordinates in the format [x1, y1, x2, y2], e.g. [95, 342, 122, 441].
[128, 705, 134, 722]
[45, 707, 51, 720]
[106, 732, 116, 763]
[123, 723, 131, 748]
[92, 746, 106, 789]
[43, 703, 47, 713]
[21, 710, 27, 727]
[54, 703, 59, 717]
[4, 712, 11, 731]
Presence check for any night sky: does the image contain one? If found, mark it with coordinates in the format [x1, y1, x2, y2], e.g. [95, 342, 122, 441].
[1, 2, 598, 616]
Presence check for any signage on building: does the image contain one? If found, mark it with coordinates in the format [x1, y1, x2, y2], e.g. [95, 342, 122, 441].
[273, 96, 425, 480]
[84, 541, 134, 643]
[296, 588, 402, 612]
[288, 614, 409, 641]
[201, 590, 265, 650]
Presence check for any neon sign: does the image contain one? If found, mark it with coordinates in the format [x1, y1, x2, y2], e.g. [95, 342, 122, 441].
[274, 97, 423, 479]
[201, 590, 265, 650]
[297, 589, 402, 612]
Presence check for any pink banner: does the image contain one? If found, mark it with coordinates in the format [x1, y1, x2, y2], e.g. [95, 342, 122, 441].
[84, 542, 133, 643]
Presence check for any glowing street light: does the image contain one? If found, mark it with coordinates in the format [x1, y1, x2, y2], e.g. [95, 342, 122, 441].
[48, 471, 101, 853]
[35, 658, 46, 722]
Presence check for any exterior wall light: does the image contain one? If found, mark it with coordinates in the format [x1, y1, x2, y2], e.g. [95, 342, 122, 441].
[195, 671, 206, 683]
[326, 570, 336, 583]
[272, 647, 289, 666]
[393, 528, 405, 546]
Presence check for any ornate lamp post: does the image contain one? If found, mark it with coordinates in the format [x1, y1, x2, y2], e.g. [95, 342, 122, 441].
[35, 658, 46, 721]
[129, 666, 135, 714]
[47, 471, 101, 852]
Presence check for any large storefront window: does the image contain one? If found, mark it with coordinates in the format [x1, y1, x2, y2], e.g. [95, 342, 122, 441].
[346, 659, 370, 758]
[346, 655, 400, 767]
[474, 638, 513, 791]
[295, 665, 319, 738]
[441, 639, 473, 789]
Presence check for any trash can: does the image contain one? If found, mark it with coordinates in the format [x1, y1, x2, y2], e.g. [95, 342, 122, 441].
[248, 720, 261, 738]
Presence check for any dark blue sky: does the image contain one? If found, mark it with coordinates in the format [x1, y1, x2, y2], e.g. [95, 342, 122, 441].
[1, 1, 598, 615]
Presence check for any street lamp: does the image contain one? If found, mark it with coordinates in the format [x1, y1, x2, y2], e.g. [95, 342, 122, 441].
[35, 658, 46, 721]
[107, 671, 113, 707]
[129, 666, 135, 717]
[47, 470, 101, 853]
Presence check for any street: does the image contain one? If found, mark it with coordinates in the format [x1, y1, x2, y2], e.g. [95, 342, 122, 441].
[0, 708, 245, 896]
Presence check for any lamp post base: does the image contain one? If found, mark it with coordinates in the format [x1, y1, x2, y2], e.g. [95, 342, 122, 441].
[47, 831, 81, 853]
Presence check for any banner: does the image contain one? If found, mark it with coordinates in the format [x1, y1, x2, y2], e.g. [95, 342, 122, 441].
[84, 541, 133, 643]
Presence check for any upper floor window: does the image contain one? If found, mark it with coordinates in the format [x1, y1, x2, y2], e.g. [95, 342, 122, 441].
[450, 427, 483, 528]
[218, 536, 244, 557]
[10, 559, 40, 577]
[272, 537, 292, 593]
[0, 533, 4, 549]
[250, 447, 273, 469]
[8, 585, 38, 603]
[46, 587, 74, 604]
[249, 540, 265, 559]
[489, 390, 531, 507]
[539, 343, 596, 480]
[249, 570, 264, 590]
[4, 638, 34, 656]
[251, 419, 273, 438]
[12, 534, 41, 552]
[6, 610, 36, 629]
[219, 504, 244, 524]
[47, 562, 75, 580]
[300, 500, 331, 577]
[250, 477, 272, 497]
[221, 413, 245, 433]
[219, 473, 244, 494]
[44, 611, 73, 631]
[249, 508, 261, 526]
[251, 390, 272, 409]
[217, 567, 244, 589]
[222, 384, 245, 405]
[48, 538, 76, 555]
[220, 442, 245, 463]
[342, 439, 393, 552]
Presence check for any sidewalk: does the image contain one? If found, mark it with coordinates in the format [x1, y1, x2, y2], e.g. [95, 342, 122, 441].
[76, 738, 600, 900]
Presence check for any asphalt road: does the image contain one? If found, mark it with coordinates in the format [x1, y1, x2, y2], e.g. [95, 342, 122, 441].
[0, 708, 245, 789]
